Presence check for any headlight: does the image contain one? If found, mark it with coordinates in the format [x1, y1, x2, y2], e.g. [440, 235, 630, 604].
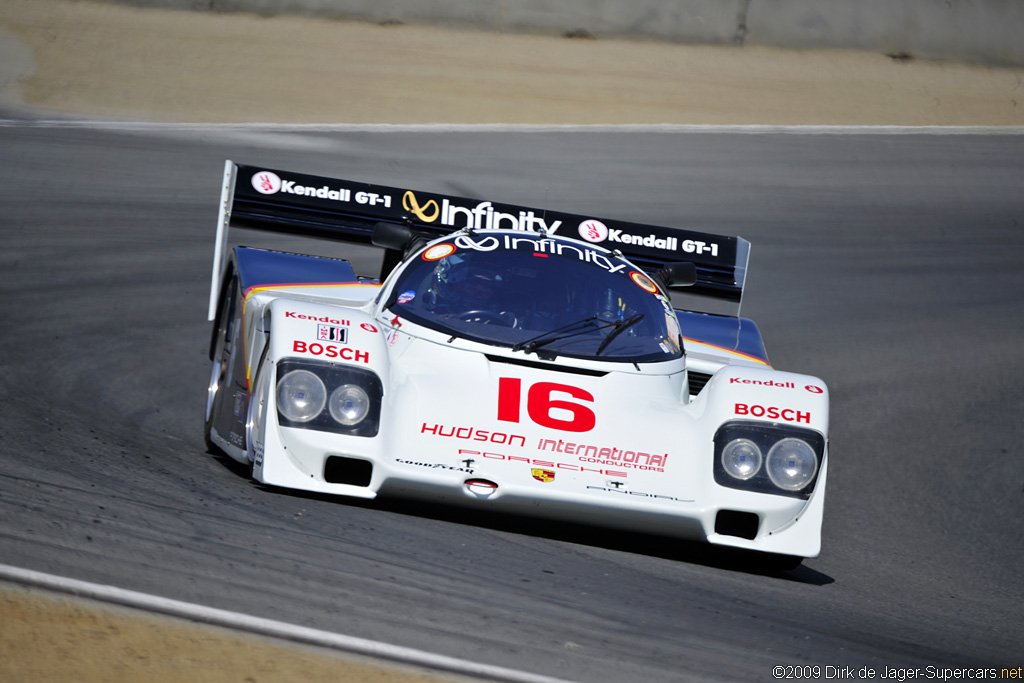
[329, 384, 370, 426]
[274, 359, 383, 437]
[766, 438, 818, 491]
[721, 438, 762, 480]
[713, 421, 825, 499]
[277, 370, 326, 422]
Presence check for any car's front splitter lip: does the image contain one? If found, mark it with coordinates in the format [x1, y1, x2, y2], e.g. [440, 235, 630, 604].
[258, 425, 824, 556]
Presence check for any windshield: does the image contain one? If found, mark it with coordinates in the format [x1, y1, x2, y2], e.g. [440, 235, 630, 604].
[384, 232, 684, 363]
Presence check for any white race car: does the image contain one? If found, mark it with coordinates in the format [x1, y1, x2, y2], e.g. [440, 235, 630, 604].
[205, 162, 829, 568]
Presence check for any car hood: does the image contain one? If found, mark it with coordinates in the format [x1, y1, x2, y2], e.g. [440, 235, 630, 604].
[380, 333, 706, 498]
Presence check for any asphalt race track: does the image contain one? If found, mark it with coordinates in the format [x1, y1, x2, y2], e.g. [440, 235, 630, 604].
[1, 121, 1023, 681]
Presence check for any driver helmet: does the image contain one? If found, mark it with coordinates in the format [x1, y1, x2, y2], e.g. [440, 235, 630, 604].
[460, 267, 502, 307]
[433, 260, 504, 309]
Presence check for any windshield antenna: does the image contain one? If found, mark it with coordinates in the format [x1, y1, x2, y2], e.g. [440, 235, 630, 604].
[541, 186, 549, 235]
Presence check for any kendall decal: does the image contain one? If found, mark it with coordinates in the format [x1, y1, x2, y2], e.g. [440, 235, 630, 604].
[250, 171, 391, 206]
[576, 220, 720, 256]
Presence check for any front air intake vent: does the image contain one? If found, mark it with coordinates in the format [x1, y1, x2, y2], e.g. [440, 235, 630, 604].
[324, 456, 372, 486]
[688, 371, 712, 396]
[715, 510, 760, 540]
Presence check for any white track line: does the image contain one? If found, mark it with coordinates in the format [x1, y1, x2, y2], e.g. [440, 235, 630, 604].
[0, 563, 575, 683]
[2, 119, 1024, 134]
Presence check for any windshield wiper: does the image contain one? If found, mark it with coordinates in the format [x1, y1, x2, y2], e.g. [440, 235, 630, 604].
[595, 314, 645, 356]
[512, 316, 601, 355]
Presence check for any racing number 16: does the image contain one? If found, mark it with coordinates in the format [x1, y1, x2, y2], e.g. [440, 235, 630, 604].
[497, 377, 596, 433]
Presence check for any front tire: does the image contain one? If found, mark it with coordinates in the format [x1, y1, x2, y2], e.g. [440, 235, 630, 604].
[204, 274, 239, 454]
[246, 346, 272, 479]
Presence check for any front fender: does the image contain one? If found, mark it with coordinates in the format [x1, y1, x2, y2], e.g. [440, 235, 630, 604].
[699, 364, 829, 437]
[266, 299, 391, 384]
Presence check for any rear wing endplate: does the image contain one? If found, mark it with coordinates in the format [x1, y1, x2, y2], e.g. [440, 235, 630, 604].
[210, 161, 751, 320]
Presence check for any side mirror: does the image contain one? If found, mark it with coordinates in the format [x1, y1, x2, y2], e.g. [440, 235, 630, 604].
[371, 222, 417, 251]
[656, 261, 697, 289]
[373, 222, 428, 280]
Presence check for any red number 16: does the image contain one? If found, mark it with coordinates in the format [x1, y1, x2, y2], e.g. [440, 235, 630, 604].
[497, 377, 596, 433]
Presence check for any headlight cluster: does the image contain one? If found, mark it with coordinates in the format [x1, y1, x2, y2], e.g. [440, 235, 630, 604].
[713, 421, 824, 499]
[275, 359, 382, 437]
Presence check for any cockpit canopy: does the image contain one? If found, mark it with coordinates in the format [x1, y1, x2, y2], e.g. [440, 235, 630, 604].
[384, 231, 684, 363]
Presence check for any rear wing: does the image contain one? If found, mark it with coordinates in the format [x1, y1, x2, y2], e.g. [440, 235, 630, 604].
[210, 160, 751, 319]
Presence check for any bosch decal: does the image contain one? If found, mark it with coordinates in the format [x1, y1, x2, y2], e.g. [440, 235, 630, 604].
[292, 340, 369, 363]
[734, 403, 811, 424]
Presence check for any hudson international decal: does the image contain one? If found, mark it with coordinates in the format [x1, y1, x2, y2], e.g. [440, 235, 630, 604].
[250, 170, 392, 207]
[538, 438, 669, 473]
[734, 403, 811, 423]
[292, 341, 369, 363]
[424, 424, 625, 477]
[420, 423, 527, 447]
[576, 219, 720, 256]
[402, 191, 561, 233]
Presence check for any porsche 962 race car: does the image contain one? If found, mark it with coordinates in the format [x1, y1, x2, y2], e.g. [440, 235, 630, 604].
[204, 161, 830, 566]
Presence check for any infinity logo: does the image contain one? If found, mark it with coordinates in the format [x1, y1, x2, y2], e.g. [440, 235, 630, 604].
[402, 191, 440, 222]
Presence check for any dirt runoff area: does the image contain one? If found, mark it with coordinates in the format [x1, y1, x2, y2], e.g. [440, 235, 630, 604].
[0, 582, 474, 682]
[1, 0, 1023, 125]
